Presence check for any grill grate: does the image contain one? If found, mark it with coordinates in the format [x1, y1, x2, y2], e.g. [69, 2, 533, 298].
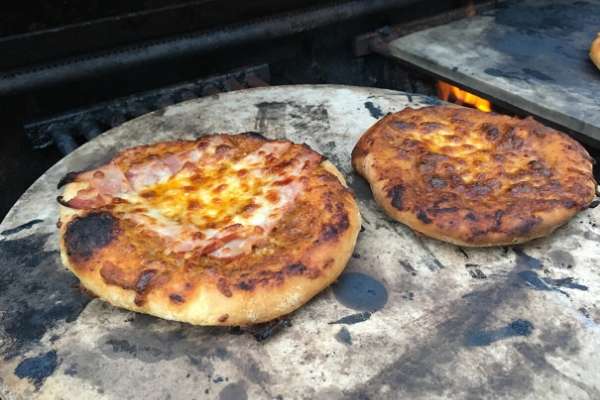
[24, 64, 270, 155]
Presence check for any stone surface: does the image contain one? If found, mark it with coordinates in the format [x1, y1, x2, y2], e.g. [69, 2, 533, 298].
[1, 85, 600, 399]
[387, 0, 600, 144]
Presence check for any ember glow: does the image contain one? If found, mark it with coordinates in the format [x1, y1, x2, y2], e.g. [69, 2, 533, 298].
[436, 81, 492, 112]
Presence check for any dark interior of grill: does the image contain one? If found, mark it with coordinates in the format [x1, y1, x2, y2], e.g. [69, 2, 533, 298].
[2, 0, 598, 219]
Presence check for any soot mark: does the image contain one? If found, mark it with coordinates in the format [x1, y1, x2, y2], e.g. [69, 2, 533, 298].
[335, 327, 352, 345]
[484, 68, 525, 81]
[329, 312, 372, 325]
[465, 319, 534, 347]
[544, 277, 588, 291]
[1, 219, 44, 236]
[588, 199, 600, 209]
[465, 264, 487, 279]
[14, 350, 58, 389]
[219, 382, 248, 400]
[518, 270, 588, 295]
[288, 103, 330, 133]
[254, 101, 286, 133]
[230, 318, 292, 342]
[242, 131, 268, 141]
[513, 247, 542, 269]
[347, 173, 373, 202]
[400, 261, 417, 276]
[0, 233, 91, 360]
[332, 272, 388, 312]
[364, 101, 384, 119]
[522, 68, 554, 81]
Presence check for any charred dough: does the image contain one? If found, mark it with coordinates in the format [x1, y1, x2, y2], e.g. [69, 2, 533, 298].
[352, 106, 596, 246]
[58, 133, 360, 325]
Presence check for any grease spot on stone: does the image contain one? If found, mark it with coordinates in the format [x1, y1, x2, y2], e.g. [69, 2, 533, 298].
[465, 320, 534, 347]
[335, 327, 352, 345]
[329, 312, 372, 325]
[522, 68, 554, 81]
[0, 219, 44, 236]
[14, 350, 58, 389]
[519, 270, 588, 294]
[513, 247, 542, 269]
[219, 382, 247, 400]
[364, 101, 384, 119]
[332, 272, 388, 312]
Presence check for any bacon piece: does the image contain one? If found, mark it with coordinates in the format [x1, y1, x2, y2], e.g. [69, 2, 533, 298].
[127, 159, 173, 191]
[60, 163, 131, 209]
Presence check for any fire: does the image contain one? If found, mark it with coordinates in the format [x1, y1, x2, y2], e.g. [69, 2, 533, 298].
[436, 81, 492, 112]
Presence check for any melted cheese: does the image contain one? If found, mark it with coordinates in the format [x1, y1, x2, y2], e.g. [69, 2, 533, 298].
[114, 142, 308, 258]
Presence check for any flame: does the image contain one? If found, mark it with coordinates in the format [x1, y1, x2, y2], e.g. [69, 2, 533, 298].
[436, 81, 492, 112]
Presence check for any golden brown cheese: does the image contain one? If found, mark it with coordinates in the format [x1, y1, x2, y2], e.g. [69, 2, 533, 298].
[58, 133, 361, 325]
[352, 106, 596, 246]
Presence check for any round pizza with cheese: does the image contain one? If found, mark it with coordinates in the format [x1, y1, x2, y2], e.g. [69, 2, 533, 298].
[352, 106, 596, 247]
[57, 133, 360, 325]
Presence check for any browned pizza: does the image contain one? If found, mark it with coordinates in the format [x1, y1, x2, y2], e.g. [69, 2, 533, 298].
[352, 106, 596, 247]
[58, 133, 360, 325]
[591, 33, 600, 70]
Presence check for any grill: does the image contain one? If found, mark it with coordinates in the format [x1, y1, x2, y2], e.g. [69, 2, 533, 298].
[2, 1, 600, 399]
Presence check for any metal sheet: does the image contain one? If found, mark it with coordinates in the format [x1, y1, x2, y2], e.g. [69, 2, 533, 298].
[1, 85, 600, 400]
[386, 0, 600, 144]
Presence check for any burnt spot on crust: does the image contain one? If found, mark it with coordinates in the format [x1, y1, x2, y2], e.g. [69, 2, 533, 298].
[100, 261, 133, 289]
[57, 171, 81, 188]
[391, 121, 416, 131]
[494, 210, 504, 229]
[528, 160, 552, 177]
[215, 144, 233, 155]
[217, 278, 233, 297]
[241, 131, 268, 141]
[562, 200, 577, 209]
[501, 128, 525, 150]
[416, 210, 432, 224]
[388, 185, 405, 210]
[285, 263, 307, 276]
[465, 212, 478, 221]
[480, 123, 500, 141]
[512, 217, 541, 236]
[237, 281, 255, 291]
[420, 122, 444, 133]
[319, 211, 350, 241]
[135, 270, 157, 293]
[64, 212, 118, 261]
[168, 294, 185, 304]
[428, 207, 459, 215]
[218, 314, 229, 323]
[430, 177, 447, 189]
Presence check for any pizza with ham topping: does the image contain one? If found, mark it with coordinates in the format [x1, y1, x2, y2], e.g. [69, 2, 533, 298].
[58, 133, 360, 325]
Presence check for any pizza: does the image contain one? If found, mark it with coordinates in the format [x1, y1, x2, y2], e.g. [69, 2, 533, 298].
[352, 106, 596, 247]
[591, 33, 600, 70]
[57, 133, 360, 325]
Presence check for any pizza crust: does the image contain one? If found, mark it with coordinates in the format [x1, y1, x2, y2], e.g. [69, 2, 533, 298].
[352, 107, 596, 247]
[58, 135, 360, 325]
[591, 33, 600, 70]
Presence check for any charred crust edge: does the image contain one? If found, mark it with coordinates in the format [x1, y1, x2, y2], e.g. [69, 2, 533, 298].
[241, 131, 268, 141]
[57, 171, 81, 188]
[319, 212, 350, 242]
[64, 212, 118, 261]
[416, 210, 432, 224]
